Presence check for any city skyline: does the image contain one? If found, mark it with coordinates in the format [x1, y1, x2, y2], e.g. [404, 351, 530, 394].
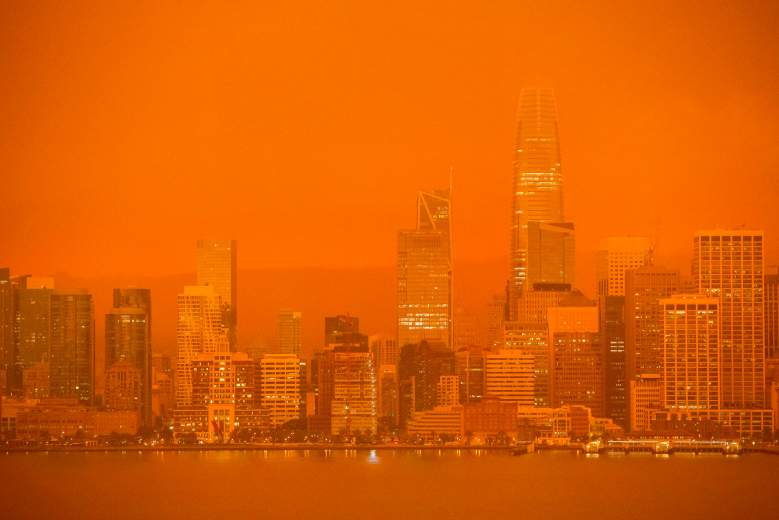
[2, 3, 779, 519]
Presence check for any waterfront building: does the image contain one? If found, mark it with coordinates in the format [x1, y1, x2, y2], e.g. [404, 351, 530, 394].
[175, 285, 229, 408]
[331, 350, 376, 436]
[597, 237, 652, 429]
[398, 341, 454, 427]
[548, 295, 603, 416]
[14, 277, 55, 390]
[0, 269, 13, 394]
[766, 271, 779, 360]
[484, 350, 534, 406]
[503, 322, 549, 407]
[105, 305, 150, 425]
[694, 230, 765, 409]
[405, 405, 463, 443]
[22, 361, 49, 399]
[629, 373, 663, 432]
[463, 397, 518, 443]
[661, 294, 720, 410]
[48, 290, 94, 405]
[260, 354, 301, 428]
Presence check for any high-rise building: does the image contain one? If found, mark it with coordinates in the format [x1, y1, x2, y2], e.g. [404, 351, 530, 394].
[484, 350, 535, 406]
[397, 231, 451, 349]
[527, 222, 575, 288]
[503, 322, 550, 407]
[377, 364, 399, 428]
[105, 306, 150, 426]
[509, 87, 564, 313]
[178, 352, 257, 442]
[398, 188, 452, 349]
[398, 341, 454, 427]
[765, 271, 779, 360]
[175, 285, 229, 408]
[277, 309, 302, 356]
[260, 354, 301, 428]
[624, 265, 680, 429]
[196, 239, 237, 350]
[625, 266, 681, 379]
[49, 290, 95, 405]
[548, 295, 602, 416]
[661, 294, 720, 411]
[14, 277, 55, 389]
[693, 230, 765, 409]
[597, 237, 652, 429]
[110, 288, 152, 427]
[0, 268, 14, 394]
[331, 350, 377, 435]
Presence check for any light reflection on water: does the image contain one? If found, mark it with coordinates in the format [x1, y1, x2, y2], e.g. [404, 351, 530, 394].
[1, 450, 778, 520]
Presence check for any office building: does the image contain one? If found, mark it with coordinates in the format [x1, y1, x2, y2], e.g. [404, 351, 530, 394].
[196, 239, 237, 350]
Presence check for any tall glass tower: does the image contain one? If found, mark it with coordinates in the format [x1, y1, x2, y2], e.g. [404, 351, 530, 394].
[510, 88, 563, 315]
[196, 240, 237, 351]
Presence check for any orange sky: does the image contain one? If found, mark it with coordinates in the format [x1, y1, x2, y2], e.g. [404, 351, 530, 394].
[2, 1, 778, 355]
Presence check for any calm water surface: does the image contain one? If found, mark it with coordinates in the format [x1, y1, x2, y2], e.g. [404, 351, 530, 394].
[2, 449, 778, 519]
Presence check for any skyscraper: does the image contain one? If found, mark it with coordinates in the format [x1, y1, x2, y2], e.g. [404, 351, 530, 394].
[597, 237, 652, 428]
[548, 294, 602, 416]
[509, 87, 564, 313]
[766, 270, 779, 360]
[196, 239, 237, 350]
[278, 309, 302, 356]
[661, 294, 720, 411]
[0, 268, 13, 394]
[48, 289, 95, 405]
[693, 230, 765, 409]
[397, 231, 451, 349]
[175, 285, 230, 407]
[105, 306, 150, 426]
[111, 288, 152, 426]
[397, 188, 452, 349]
[260, 353, 301, 428]
[331, 350, 377, 436]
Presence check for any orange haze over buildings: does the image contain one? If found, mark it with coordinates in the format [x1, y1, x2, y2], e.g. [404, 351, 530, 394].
[2, 2, 778, 358]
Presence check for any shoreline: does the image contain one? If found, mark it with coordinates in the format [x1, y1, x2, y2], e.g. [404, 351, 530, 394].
[3, 444, 778, 455]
